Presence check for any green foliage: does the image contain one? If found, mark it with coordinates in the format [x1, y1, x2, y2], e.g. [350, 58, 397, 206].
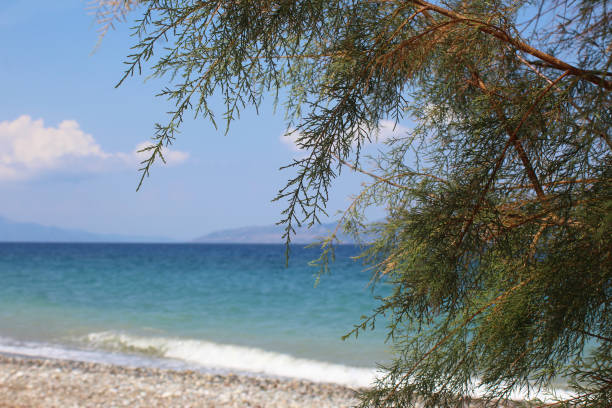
[101, 0, 611, 406]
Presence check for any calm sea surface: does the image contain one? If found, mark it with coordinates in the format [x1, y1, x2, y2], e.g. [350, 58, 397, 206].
[0, 243, 390, 386]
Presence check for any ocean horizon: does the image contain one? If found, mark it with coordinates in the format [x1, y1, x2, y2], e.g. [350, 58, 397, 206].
[0, 242, 390, 387]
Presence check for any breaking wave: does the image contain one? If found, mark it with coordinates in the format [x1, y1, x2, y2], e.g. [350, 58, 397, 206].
[85, 331, 378, 387]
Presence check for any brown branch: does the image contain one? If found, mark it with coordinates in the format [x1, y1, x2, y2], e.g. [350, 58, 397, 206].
[450, 70, 524, 249]
[452, 68, 571, 258]
[516, 54, 612, 150]
[501, 178, 604, 191]
[522, 223, 547, 267]
[382, 20, 456, 59]
[364, 5, 433, 90]
[472, 70, 571, 200]
[374, 0, 612, 90]
[496, 196, 593, 232]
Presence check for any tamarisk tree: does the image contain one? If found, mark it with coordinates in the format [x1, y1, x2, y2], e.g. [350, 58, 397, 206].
[96, 0, 611, 406]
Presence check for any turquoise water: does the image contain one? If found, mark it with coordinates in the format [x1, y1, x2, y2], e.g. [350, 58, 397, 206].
[0, 243, 390, 386]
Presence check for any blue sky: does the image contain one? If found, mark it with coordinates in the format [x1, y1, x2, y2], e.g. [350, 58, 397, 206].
[0, 1, 409, 240]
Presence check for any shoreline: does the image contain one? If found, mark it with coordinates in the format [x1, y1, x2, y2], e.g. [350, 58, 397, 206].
[0, 354, 361, 407]
[0, 334, 379, 388]
[0, 353, 572, 407]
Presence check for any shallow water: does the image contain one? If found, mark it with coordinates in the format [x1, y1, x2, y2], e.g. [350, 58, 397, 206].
[0, 243, 390, 387]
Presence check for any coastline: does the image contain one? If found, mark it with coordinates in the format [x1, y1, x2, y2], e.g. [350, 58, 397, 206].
[0, 353, 573, 407]
[0, 354, 360, 407]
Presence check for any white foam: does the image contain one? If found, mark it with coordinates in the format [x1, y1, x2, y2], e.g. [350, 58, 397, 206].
[467, 378, 575, 403]
[0, 336, 193, 370]
[85, 331, 379, 387]
[0, 334, 576, 403]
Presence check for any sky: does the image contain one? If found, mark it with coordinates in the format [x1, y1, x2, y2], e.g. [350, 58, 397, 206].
[0, 1, 410, 240]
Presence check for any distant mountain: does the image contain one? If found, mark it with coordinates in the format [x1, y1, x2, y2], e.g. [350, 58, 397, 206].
[0, 216, 170, 243]
[193, 222, 355, 244]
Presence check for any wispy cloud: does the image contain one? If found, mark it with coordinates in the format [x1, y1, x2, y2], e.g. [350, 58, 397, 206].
[279, 120, 410, 152]
[0, 115, 188, 181]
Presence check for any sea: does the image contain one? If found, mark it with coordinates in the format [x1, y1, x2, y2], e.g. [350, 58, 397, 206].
[0, 243, 391, 388]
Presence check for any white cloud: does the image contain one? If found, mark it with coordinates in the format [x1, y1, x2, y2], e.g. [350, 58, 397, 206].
[279, 128, 302, 152]
[0, 115, 188, 181]
[376, 120, 410, 142]
[279, 120, 410, 152]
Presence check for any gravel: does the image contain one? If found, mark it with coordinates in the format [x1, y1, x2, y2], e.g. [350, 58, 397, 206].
[0, 354, 361, 407]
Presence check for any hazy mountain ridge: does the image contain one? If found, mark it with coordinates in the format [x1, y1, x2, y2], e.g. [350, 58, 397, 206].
[0, 216, 358, 244]
[0, 216, 170, 243]
[193, 222, 356, 244]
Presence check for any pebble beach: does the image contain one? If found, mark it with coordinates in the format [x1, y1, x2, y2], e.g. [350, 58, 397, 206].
[0, 354, 361, 408]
